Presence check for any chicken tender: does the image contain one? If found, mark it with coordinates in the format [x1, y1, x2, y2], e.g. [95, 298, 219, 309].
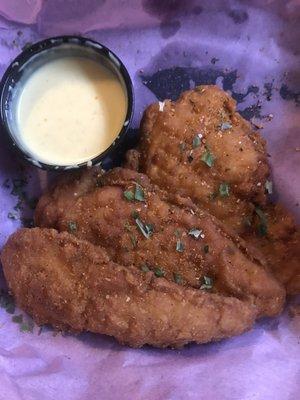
[137, 85, 300, 294]
[35, 168, 285, 318]
[138, 85, 269, 234]
[1, 228, 257, 348]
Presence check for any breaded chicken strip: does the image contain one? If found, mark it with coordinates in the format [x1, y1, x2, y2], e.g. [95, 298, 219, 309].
[1, 228, 257, 348]
[136, 86, 300, 294]
[35, 168, 285, 318]
[138, 85, 269, 234]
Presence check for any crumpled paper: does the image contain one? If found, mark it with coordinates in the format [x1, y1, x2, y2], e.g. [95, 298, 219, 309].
[0, 1, 299, 399]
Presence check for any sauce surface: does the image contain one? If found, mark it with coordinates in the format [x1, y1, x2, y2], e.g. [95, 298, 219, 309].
[16, 56, 127, 165]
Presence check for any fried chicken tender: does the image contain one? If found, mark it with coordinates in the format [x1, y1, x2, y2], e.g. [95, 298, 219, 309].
[35, 168, 285, 318]
[1, 228, 257, 348]
[138, 85, 269, 234]
[136, 85, 300, 294]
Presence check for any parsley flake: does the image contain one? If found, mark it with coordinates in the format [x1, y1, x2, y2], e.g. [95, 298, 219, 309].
[204, 245, 209, 253]
[7, 211, 18, 220]
[188, 228, 203, 239]
[68, 221, 77, 233]
[192, 134, 202, 148]
[176, 239, 185, 252]
[200, 276, 213, 290]
[220, 122, 232, 130]
[133, 214, 153, 239]
[134, 185, 145, 202]
[265, 180, 273, 194]
[219, 182, 230, 197]
[12, 314, 23, 324]
[255, 207, 268, 236]
[125, 185, 145, 202]
[141, 264, 150, 273]
[130, 234, 137, 248]
[201, 148, 215, 167]
[173, 273, 183, 284]
[179, 143, 186, 152]
[20, 319, 34, 333]
[154, 267, 165, 277]
[124, 190, 134, 201]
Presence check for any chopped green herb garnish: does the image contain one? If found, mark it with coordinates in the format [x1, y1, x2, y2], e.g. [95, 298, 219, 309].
[134, 185, 145, 202]
[192, 134, 202, 148]
[124, 190, 135, 201]
[130, 234, 137, 248]
[174, 229, 181, 237]
[176, 239, 185, 252]
[265, 180, 273, 194]
[124, 221, 132, 232]
[154, 267, 165, 277]
[219, 182, 230, 197]
[173, 273, 183, 284]
[201, 148, 215, 167]
[131, 210, 139, 220]
[141, 264, 150, 273]
[255, 207, 268, 236]
[20, 319, 34, 333]
[220, 122, 232, 130]
[7, 211, 18, 220]
[200, 276, 213, 290]
[188, 228, 203, 239]
[134, 215, 153, 239]
[12, 314, 23, 324]
[68, 221, 77, 233]
[124, 185, 145, 202]
[204, 245, 209, 253]
[179, 143, 186, 152]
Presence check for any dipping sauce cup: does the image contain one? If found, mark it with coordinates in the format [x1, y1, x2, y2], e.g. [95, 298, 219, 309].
[0, 36, 134, 170]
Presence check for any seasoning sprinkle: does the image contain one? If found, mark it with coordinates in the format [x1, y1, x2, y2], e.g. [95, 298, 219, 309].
[133, 213, 153, 239]
[265, 180, 273, 194]
[219, 182, 230, 197]
[134, 185, 145, 202]
[12, 314, 23, 324]
[124, 190, 134, 201]
[154, 267, 165, 277]
[179, 142, 186, 152]
[255, 207, 268, 236]
[200, 276, 213, 290]
[141, 264, 150, 273]
[20, 319, 34, 333]
[68, 221, 77, 233]
[188, 228, 203, 239]
[201, 148, 215, 167]
[220, 122, 232, 130]
[173, 273, 183, 284]
[158, 101, 165, 112]
[176, 239, 185, 252]
[192, 134, 202, 148]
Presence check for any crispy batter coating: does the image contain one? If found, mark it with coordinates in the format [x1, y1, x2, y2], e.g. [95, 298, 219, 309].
[244, 204, 300, 295]
[1, 228, 257, 348]
[138, 85, 269, 233]
[35, 168, 285, 318]
[137, 85, 300, 294]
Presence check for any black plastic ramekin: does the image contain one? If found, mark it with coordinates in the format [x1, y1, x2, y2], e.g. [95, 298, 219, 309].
[0, 36, 134, 171]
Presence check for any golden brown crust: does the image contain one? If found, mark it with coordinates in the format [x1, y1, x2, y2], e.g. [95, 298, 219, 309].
[1, 228, 257, 348]
[138, 85, 269, 233]
[137, 85, 300, 294]
[35, 167, 285, 318]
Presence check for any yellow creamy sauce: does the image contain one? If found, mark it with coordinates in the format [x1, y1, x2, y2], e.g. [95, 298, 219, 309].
[16, 57, 127, 165]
